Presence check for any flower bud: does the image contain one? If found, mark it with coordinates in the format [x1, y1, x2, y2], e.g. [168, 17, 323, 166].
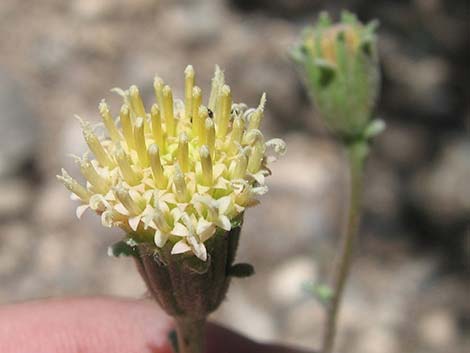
[293, 11, 382, 141]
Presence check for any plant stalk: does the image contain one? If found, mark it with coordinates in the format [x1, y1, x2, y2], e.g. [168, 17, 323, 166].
[174, 317, 206, 353]
[322, 141, 367, 353]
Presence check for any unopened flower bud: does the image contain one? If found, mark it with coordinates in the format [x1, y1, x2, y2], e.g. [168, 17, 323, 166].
[293, 11, 382, 141]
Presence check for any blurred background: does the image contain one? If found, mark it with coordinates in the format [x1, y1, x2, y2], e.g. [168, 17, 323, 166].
[0, 0, 468, 352]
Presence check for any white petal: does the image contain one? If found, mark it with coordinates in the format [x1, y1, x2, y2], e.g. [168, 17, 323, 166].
[213, 177, 229, 190]
[132, 184, 145, 193]
[142, 209, 157, 230]
[76, 205, 89, 219]
[252, 185, 269, 195]
[114, 203, 129, 215]
[142, 204, 154, 217]
[187, 236, 207, 261]
[143, 189, 154, 203]
[217, 196, 232, 215]
[158, 199, 171, 213]
[171, 240, 192, 254]
[251, 172, 265, 185]
[160, 193, 177, 204]
[70, 193, 80, 201]
[197, 219, 216, 242]
[213, 164, 226, 179]
[154, 230, 169, 248]
[217, 215, 232, 231]
[128, 215, 141, 231]
[192, 194, 213, 207]
[171, 207, 183, 222]
[196, 185, 211, 194]
[176, 203, 188, 212]
[128, 189, 140, 200]
[172, 222, 190, 237]
[104, 190, 115, 200]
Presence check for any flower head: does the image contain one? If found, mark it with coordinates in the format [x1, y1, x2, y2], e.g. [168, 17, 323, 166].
[292, 11, 383, 142]
[58, 65, 285, 261]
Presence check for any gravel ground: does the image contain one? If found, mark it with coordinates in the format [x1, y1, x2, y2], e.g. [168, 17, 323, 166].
[0, 1, 468, 352]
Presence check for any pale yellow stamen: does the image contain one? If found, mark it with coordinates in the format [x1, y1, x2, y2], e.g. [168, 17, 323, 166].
[177, 132, 189, 173]
[162, 85, 175, 136]
[216, 85, 232, 139]
[114, 187, 143, 215]
[79, 158, 109, 194]
[62, 66, 284, 261]
[248, 140, 265, 173]
[129, 85, 147, 119]
[148, 144, 167, 189]
[153, 208, 172, 233]
[174, 165, 189, 203]
[195, 105, 208, 146]
[153, 76, 165, 112]
[248, 93, 266, 131]
[116, 146, 141, 186]
[232, 148, 250, 179]
[99, 100, 120, 142]
[184, 65, 195, 120]
[243, 128, 264, 146]
[192, 87, 202, 137]
[229, 116, 244, 154]
[208, 65, 224, 111]
[134, 117, 149, 167]
[82, 124, 114, 168]
[150, 104, 165, 151]
[199, 145, 213, 186]
[57, 169, 90, 202]
[120, 104, 134, 150]
[204, 117, 215, 156]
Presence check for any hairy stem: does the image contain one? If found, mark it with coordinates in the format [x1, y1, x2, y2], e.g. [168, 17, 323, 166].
[322, 141, 367, 353]
[174, 317, 206, 353]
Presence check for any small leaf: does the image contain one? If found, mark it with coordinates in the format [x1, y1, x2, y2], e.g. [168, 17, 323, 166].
[107, 240, 138, 258]
[228, 263, 255, 278]
[364, 119, 386, 139]
[303, 281, 333, 304]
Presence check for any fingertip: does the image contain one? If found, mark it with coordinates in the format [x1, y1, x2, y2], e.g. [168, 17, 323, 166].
[0, 297, 173, 353]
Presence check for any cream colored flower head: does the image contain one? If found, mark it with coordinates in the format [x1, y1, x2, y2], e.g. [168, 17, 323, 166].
[58, 65, 286, 261]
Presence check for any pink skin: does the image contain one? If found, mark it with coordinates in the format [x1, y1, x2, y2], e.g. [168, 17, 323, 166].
[0, 297, 312, 353]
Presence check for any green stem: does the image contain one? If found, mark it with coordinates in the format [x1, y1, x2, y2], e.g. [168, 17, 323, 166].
[321, 141, 367, 353]
[174, 317, 206, 353]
